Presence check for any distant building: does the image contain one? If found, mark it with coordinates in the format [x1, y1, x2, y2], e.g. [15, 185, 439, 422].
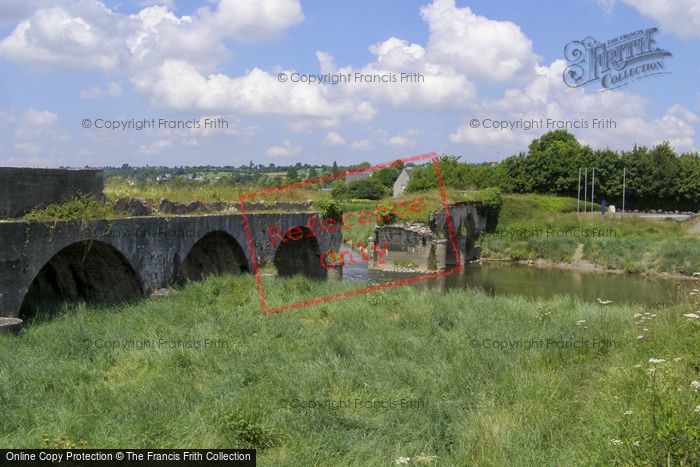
[393, 167, 414, 197]
[344, 171, 372, 184]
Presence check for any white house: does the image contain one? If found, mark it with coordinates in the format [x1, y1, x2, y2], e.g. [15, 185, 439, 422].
[393, 167, 414, 197]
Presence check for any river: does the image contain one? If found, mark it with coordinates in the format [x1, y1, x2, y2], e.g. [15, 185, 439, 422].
[340, 249, 693, 307]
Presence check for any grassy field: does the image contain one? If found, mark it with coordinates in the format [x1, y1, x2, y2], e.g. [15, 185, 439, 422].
[104, 177, 328, 204]
[479, 194, 700, 276]
[1, 275, 699, 465]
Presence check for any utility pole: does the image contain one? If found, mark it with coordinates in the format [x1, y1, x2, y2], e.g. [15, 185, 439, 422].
[622, 167, 626, 213]
[577, 168, 581, 213]
[591, 168, 595, 213]
[584, 168, 588, 213]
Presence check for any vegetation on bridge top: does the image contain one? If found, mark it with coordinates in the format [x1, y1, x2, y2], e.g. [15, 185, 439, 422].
[22, 193, 120, 222]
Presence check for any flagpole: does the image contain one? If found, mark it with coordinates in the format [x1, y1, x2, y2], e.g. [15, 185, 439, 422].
[577, 168, 581, 213]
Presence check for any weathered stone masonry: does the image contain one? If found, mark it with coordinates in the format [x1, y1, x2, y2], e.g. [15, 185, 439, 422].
[0, 213, 342, 318]
[0, 168, 104, 218]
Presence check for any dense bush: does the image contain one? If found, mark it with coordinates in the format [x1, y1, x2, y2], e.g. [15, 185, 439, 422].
[312, 199, 343, 223]
[332, 178, 387, 200]
[373, 166, 401, 188]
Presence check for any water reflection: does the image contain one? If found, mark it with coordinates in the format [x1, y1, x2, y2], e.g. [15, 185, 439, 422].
[341, 248, 690, 307]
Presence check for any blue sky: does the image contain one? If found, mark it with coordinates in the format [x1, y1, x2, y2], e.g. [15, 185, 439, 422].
[0, 0, 698, 167]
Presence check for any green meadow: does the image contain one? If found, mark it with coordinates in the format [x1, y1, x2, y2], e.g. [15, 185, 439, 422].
[1, 275, 699, 465]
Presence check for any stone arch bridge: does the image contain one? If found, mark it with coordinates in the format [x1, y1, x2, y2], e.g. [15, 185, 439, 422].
[0, 212, 341, 319]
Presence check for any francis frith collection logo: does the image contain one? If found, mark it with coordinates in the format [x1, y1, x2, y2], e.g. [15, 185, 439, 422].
[563, 27, 672, 90]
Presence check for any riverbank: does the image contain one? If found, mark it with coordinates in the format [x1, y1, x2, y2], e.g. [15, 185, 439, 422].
[480, 256, 700, 282]
[478, 194, 700, 277]
[1, 275, 698, 464]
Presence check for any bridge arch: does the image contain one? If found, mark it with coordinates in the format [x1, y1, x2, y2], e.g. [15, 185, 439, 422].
[178, 231, 249, 283]
[20, 240, 143, 320]
[273, 226, 325, 279]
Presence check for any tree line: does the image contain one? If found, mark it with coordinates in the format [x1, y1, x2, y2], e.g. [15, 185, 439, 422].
[407, 131, 700, 211]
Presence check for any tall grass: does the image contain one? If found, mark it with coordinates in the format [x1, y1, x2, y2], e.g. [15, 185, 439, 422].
[104, 177, 327, 204]
[479, 194, 700, 275]
[1, 275, 698, 464]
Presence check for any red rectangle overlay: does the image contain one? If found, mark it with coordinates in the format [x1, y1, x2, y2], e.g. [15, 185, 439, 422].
[238, 152, 461, 315]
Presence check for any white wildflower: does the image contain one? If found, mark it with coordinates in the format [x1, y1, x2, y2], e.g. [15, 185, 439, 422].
[597, 298, 613, 305]
[637, 335, 644, 339]
[691, 381, 700, 392]
[634, 364, 642, 368]
[624, 410, 633, 415]
[643, 328, 649, 332]
[611, 439, 623, 446]
[695, 405, 700, 414]
[682, 313, 700, 320]
[632, 440, 640, 447]
[576, 319, 586, 325]
[648, 358, 666, 364]
[633, 313, 642, 318]
[396, 457, 411, 465]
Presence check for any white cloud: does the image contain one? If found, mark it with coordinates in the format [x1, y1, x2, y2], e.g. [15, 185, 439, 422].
[597, 0, 616, 15]
[188, 115, 257, 137]
[138, 0, 177, 9]
[79, 86, 102, 99]
[324, 40, 475, 112]
[0, 0, 303, 72]
[197, 0, 303, 42]
[80, 81, 122, 99]
[351, 139, 374, 151]
[4, 108, 70, 159]
[388, 135, 414, 147]
[0, 110, 17, 128]
[323, 131, 346, 146]
[139, 138, 171, 155]
[19, 108, 57, 126]
[13, 108, 69, 143]
[266, 139, 301, 157]
[13, 141, 42, 155]
[450, 60, 697, 153]
[309, 0, 535, 114]
[133, 60, 372, 118]
[420, 0, 537, 81]
[0, 4, 124, 70]
[668, 105, 699, 123]
[621, 0, 700, 38]
[0, 0, 73, 29]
